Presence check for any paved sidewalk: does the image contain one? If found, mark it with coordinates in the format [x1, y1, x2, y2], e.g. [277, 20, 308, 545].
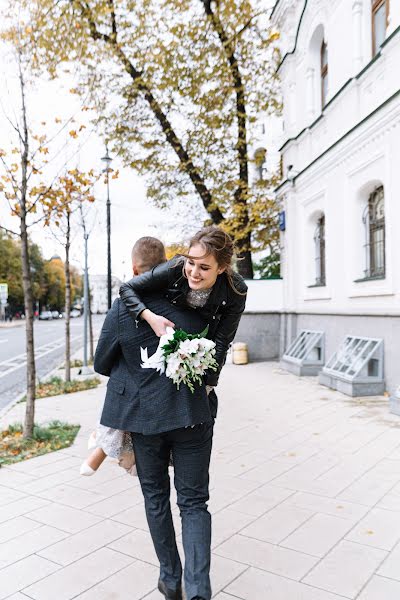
[1, 362, 400, 599]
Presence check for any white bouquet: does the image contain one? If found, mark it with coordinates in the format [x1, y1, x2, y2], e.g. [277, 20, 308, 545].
[140, 326, 218, 393]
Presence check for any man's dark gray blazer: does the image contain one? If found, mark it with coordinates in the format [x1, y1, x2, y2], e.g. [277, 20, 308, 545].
[94, 294, 213, 435]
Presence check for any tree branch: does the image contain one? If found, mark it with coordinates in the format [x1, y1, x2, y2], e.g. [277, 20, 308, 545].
[76, 0, 224, 224]
[0, 224, 19, 236]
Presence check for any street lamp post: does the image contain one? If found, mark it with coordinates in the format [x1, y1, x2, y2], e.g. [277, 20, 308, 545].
[101, 146, 113, 311]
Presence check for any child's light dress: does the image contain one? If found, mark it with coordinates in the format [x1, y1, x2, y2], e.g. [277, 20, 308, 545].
[92, 425, 136, 474]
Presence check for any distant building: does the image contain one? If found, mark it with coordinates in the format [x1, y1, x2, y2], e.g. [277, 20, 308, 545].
[270, 0, 400, 393]
[90, 274, 121, 314]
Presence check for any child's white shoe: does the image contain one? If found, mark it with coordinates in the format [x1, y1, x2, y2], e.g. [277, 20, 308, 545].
[80, 461, 96, 476]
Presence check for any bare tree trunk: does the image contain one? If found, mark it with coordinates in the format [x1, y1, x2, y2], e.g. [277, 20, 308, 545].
[88, 278, 94, 363]
[18, 61, 36, 439]
[64, 211, 71, 382]
[21, 217, 36, 438]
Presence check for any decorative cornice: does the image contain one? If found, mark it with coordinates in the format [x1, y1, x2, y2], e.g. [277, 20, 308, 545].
[278, 25, 400, 152]
[275, 88, 400, 192]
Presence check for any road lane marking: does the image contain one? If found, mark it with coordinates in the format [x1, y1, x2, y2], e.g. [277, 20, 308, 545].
[0, 335, 83, 379]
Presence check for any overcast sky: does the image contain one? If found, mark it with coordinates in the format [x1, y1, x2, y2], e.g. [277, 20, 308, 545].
[0, 1, 279, 280]
[0, 42, 196, 281]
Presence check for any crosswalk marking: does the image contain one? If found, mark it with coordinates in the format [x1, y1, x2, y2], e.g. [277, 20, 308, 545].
[0, 335, 83, 379]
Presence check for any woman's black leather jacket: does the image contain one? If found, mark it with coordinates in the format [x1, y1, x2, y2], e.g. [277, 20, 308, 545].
[119, 256, 247, 386]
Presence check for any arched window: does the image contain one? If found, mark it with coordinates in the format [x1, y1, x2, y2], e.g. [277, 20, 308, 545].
[372, 0, 389, 56]
[363, 186, 385, 278]
[321, 41, 328, 108]
[314, 215, 326, 285]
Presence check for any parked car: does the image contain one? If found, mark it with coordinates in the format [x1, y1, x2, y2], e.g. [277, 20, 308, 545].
[39, 311, 53, 320]
[51, 311, 62, 319]
[70, 309, 81, 318]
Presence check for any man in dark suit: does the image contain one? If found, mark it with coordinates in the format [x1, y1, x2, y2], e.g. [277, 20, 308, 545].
[94, 237, 213, 600]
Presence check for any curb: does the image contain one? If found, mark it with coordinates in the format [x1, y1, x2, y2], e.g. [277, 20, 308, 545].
[0, 321, 26, 329]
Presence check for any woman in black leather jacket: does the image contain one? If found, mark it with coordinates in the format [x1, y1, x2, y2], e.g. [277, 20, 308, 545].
[119, 226, 247, 388]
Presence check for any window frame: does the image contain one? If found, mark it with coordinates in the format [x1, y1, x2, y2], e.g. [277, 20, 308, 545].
[372, 0, 390, 56]
[360, 186, 386, 280]
[313, 214, 326, 286]
[320, 40, 328, 108]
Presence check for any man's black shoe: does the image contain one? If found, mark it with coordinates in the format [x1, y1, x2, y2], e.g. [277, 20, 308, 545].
[157, 579, 182, 600]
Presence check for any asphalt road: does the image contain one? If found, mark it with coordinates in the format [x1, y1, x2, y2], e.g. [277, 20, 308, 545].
[0, 314, 105, 412]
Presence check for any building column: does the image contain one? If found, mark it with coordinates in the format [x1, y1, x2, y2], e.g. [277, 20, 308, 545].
[306, 67, 316, 120]
[352, 0, 363, 73]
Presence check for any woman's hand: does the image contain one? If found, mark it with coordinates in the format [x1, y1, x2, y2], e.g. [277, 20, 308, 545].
[141, 309, 175, 337]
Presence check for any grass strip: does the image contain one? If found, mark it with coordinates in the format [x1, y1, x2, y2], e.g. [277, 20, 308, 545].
[19, 375, 101, 402]
[0, 421, 80, 466]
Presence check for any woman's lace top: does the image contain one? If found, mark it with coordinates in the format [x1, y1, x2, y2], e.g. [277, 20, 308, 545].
[186, 287, 213, 308]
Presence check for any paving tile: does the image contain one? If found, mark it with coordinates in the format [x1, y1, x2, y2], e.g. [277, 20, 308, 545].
[0, 485, 27, 506]
[226, 566, 344, 600]
[346, 508, 400, 551]
[111, 500, 149, 528]
[211, 509, 254, 549]
[358, 575, 400, 599]
[35, 483, 106, 509]
[0, 554, 59, 599]
[282, 513, 354, 557]
[66, 466, 129, 492]
[0, 468, 36, 489]
[26, 503, 102, 533]
[0, 524, 68, 569]
[213, 594, 240, 600]
[214, 534, 318, 581]
[24, 547, 133, 600]
[378, 540, 400, 580]
[0, 495, 49, 524]
[210, 554, 248, 596]
[230, 484, 294, 517]
[38, 518, 132, 566]
[0, 515, 41, 543]
[107, 528, 159, 565]
[238, 459, 294, 483]
[86, 486, 144, 518]
[140, 591, 166, 600]
[304, 540, 387, 598]
[284, 491, 369, 522]
[377, 487, 400, 511]
[75, 560, 158, 599]
[17, 468, 81, 494]
[241, 503, 314, 544]
[82, 473, 137, 497]
[338, 474, 395, 506]
[8, 456, 80, 478]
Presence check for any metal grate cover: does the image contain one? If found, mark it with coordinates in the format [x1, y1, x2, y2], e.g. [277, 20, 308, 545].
[323, 336, 383, 383]
[283, 330, 324, 366]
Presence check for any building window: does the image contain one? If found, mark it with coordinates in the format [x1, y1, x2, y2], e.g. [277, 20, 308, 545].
[314, 215, 326, 285]
[372, 0, 389, 56]
[321, 40, 328, 108]
[363, 186, 385, 278]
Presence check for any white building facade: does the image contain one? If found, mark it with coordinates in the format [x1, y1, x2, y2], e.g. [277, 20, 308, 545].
[90, 274, 121, 314]
[271, 0, 400, 393]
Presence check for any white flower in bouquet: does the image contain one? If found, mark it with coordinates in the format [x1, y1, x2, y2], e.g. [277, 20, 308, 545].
[141, 326, 218, 393]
